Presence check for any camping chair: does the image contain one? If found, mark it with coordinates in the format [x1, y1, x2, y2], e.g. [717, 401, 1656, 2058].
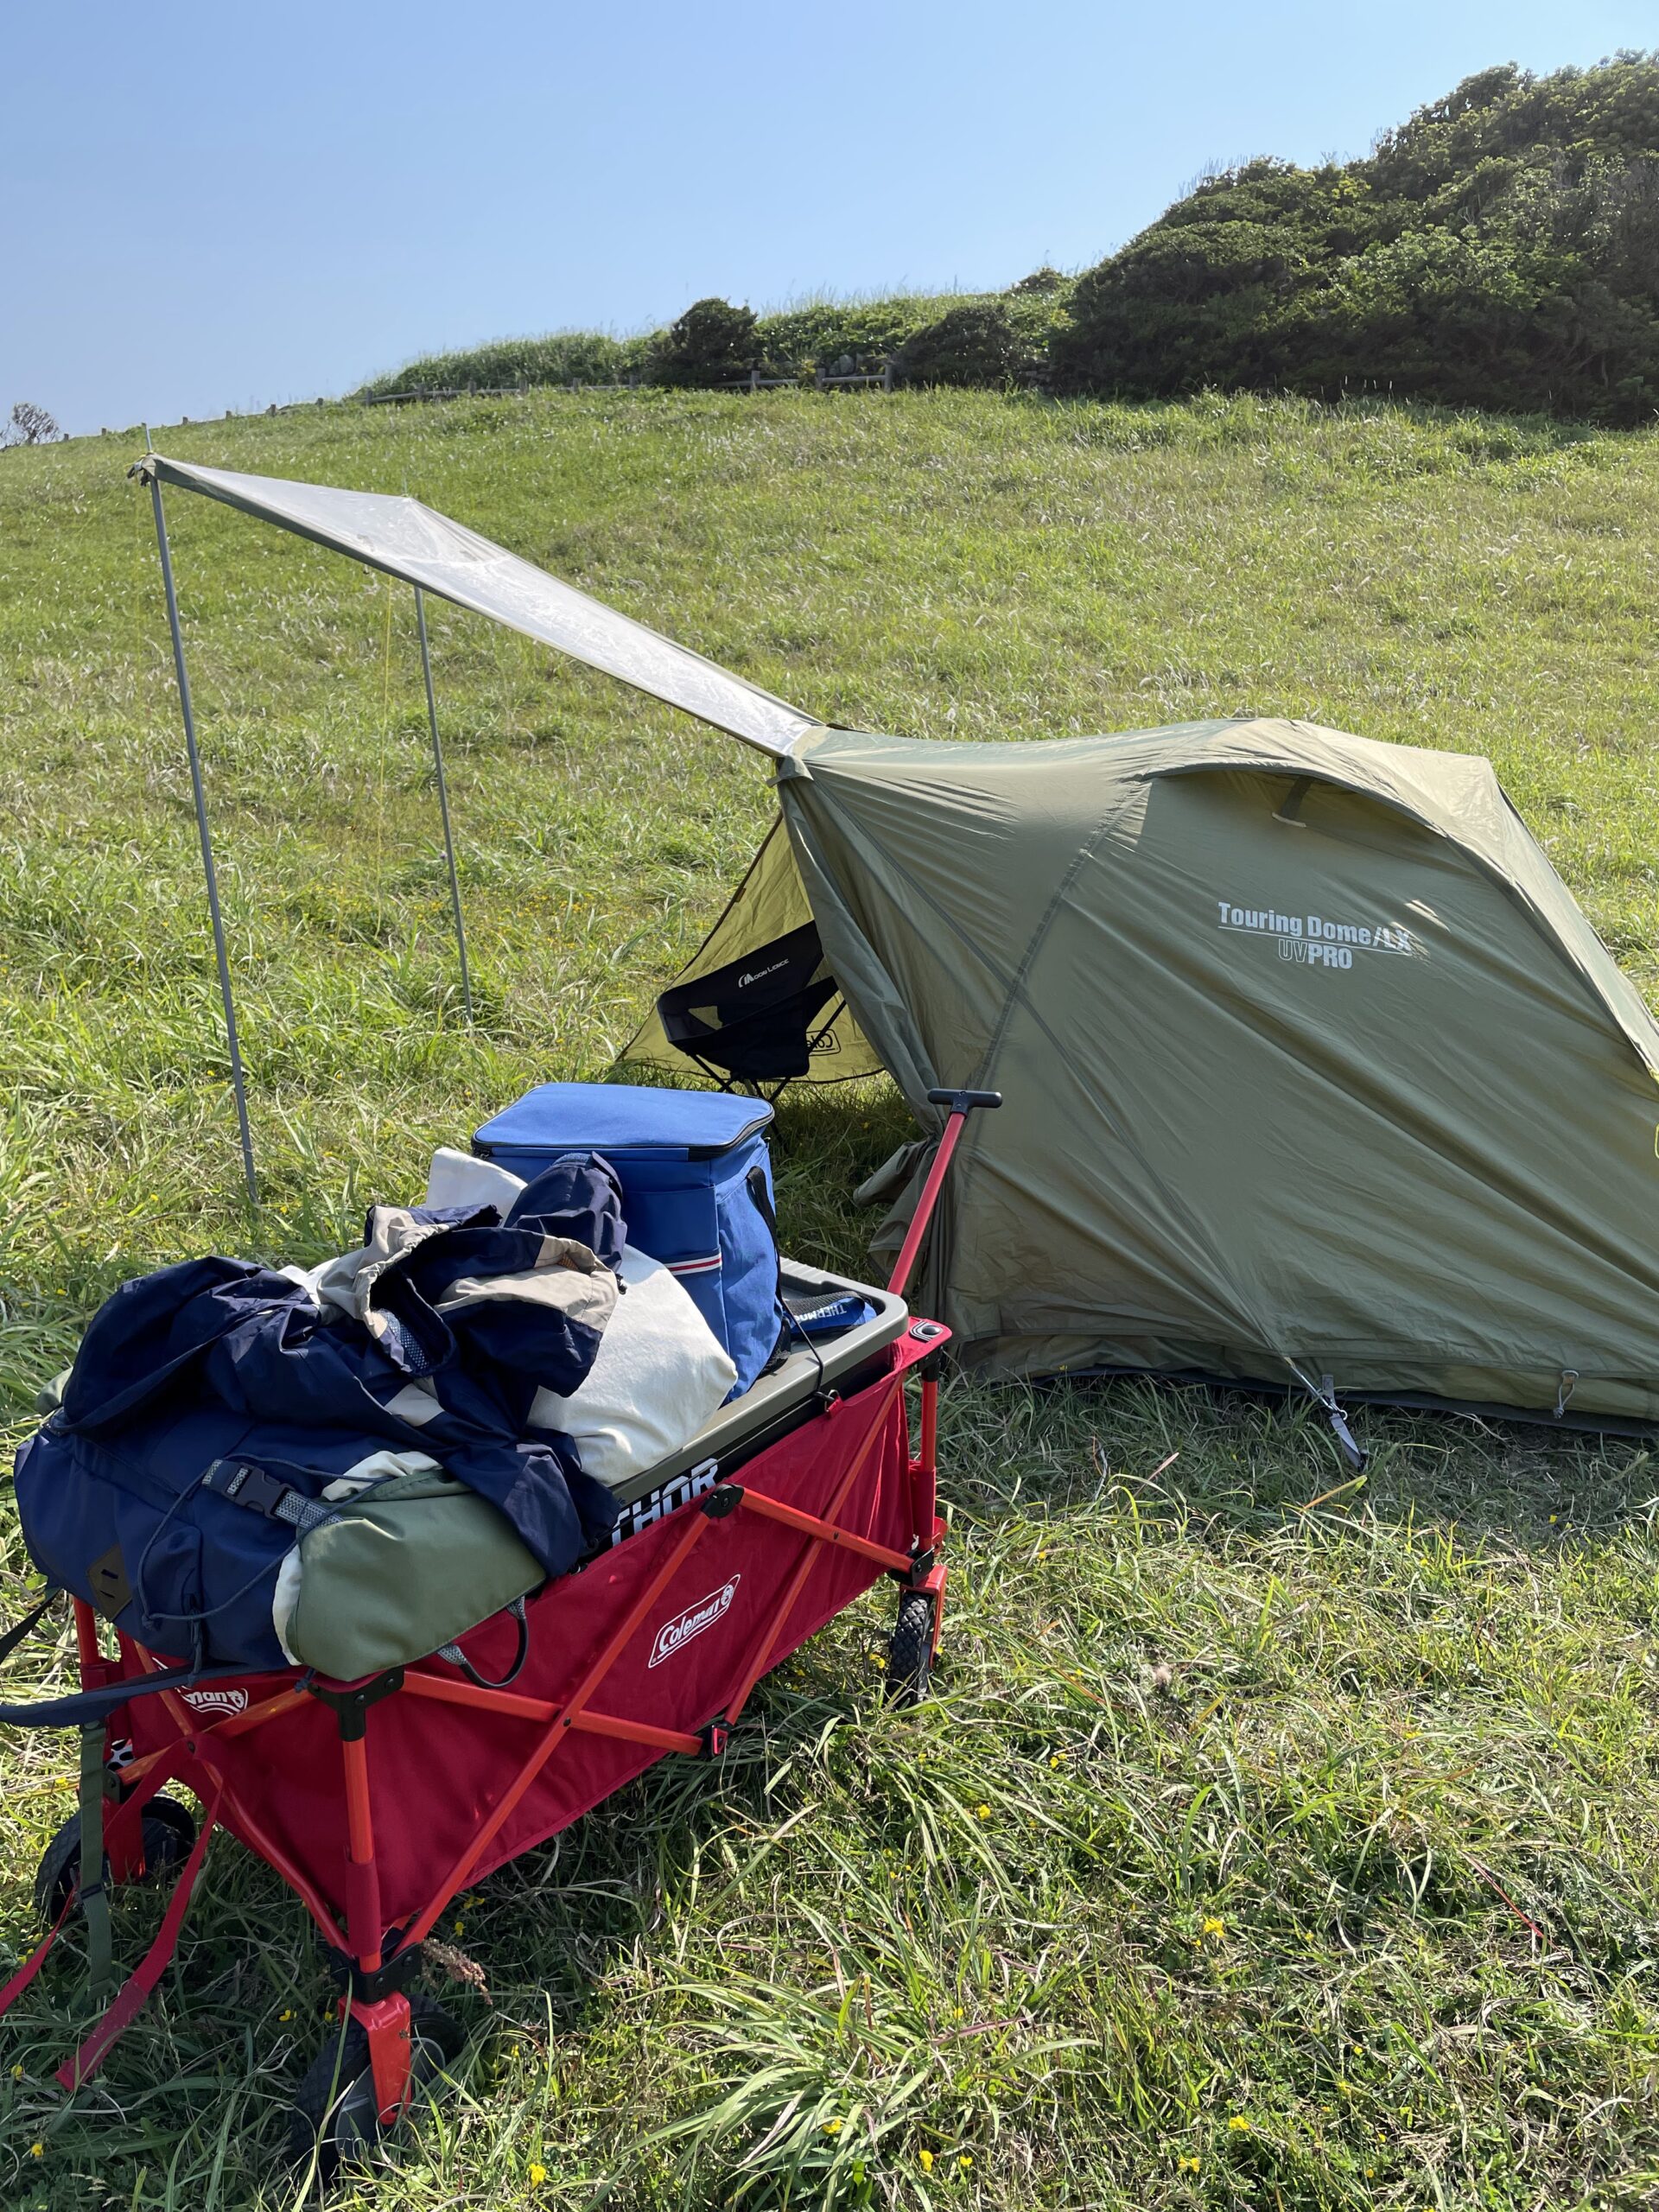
[655, 921, 842, 1095]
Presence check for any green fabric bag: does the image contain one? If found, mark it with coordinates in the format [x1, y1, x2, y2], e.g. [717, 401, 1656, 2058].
[283, 1469, 543, 1681]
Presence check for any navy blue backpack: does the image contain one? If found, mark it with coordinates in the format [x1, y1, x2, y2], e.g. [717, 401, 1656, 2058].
[475, 1084, 782, 1395]
[13, 1168, 626, 1675]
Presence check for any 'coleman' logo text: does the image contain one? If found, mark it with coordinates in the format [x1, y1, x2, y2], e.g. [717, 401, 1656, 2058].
[182, 1687, 249, 1718]
[649, 1576, 741, 1667]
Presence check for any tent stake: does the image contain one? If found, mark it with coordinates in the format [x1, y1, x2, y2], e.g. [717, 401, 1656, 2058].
[148, 472, 259, 1217]
[414, 587, 474, 1024]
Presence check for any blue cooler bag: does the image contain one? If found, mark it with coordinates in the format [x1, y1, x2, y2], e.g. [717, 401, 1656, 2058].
[474, 1084, 781, 1395]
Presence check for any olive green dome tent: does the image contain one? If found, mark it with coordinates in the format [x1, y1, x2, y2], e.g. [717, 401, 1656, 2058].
[630, 718, 1659, 1430]
[140, 459, 1659, 1433]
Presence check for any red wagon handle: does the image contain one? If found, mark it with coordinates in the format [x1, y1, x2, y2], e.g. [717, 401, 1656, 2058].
[885, 1087, 1001, 1302]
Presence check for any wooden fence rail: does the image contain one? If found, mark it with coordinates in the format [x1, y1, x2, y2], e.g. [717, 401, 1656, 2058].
[349, 358, 1047, 409]
[140, 359, 1046, 433]
[354, 361, 900, 408]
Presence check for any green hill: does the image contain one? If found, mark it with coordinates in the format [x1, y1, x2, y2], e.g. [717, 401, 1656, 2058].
[353, 56, 1659, 424]
[4, 389, 1659, 2208]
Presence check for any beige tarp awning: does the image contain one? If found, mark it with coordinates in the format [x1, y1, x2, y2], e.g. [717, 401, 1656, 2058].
[138, 454, 822, 758]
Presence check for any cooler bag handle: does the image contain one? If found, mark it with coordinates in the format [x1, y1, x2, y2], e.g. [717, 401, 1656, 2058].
[746, 1161, 789, 1370]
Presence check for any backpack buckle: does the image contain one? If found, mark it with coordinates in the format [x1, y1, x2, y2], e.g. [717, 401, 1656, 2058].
[202, 1459, 293, 1517]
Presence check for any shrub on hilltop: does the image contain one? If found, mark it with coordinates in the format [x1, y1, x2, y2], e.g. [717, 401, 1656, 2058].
[356, 329, 643, 399]
[895, 300, 1031, 387]
[1052, 54, 1659, 423]
[648, 298, 760, 388]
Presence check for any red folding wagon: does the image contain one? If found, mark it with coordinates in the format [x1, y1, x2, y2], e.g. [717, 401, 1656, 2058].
[0, 1089, 996, 2170]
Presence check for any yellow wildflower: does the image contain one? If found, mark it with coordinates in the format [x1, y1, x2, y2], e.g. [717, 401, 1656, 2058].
[1201, 1916, 1225, 1939]
[918, 2148, 934, 2172]
[529, 2160, 547, 2186]
[29, 2142, 44, 2158]
[279, 2008, 293, 2022]
[823, 2117, 843, 2136]
[958, 2153, 974, 2170]
[975, 1804, 991, 1821]
[1227, 2114, 1250, 2133]
[10, 2063, 22, 2080]
[1178, 2153, 1201, 2172]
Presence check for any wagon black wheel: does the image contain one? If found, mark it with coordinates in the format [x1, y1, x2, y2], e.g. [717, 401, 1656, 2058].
[33, 1796, 197, 1926]
[288, 1995, 463, 2178]
[131, 1791, 197, 1854]
[887, 1588, 937, 1707]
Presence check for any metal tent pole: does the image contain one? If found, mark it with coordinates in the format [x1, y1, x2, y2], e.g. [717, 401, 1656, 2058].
[149, 472, 259, 1215]
[414, 586, 474, 1024]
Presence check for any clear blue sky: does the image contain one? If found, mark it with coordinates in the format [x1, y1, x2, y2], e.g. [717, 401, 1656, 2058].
[5, 1, 1651, 436]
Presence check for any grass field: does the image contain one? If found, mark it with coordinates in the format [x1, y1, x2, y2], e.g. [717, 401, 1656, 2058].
[3, 387, 1659, 2210]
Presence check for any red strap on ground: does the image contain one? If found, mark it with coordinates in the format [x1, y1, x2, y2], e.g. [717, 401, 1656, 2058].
[0, 1900, 70, 2024]
[55, 1788, 221, 2092]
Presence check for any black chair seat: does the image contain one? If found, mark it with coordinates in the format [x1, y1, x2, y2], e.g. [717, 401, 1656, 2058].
[657, 922, 840, 1084]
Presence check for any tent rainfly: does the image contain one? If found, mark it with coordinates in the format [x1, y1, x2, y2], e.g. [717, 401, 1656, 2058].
[143, 455, 1659, 1438]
